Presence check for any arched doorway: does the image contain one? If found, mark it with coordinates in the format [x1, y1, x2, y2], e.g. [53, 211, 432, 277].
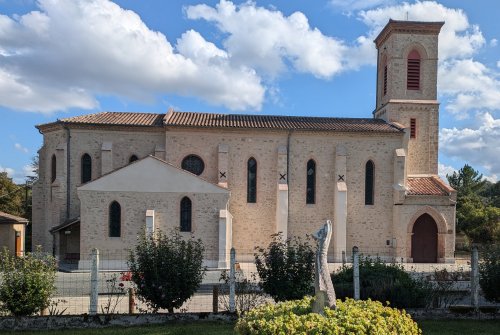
[411, 213, 438, 263]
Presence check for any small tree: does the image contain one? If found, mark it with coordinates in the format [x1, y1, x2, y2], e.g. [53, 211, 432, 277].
[128, 230, 205, 312]
[254, 233, 314, 302]
[0, 247, 57, 316]
[479, 244, 500, 303]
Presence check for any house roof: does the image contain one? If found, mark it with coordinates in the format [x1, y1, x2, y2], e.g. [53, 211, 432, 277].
[0, 211, 28, 225]
[406, 176, 454, 196]
[37, 110, 404, 134]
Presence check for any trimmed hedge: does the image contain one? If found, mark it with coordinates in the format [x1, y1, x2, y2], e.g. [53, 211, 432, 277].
[235, 296, 421, 335]
[332, 258, 431, 308]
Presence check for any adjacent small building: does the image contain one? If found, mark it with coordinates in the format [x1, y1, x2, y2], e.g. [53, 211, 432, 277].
[0, 211, 28, 256]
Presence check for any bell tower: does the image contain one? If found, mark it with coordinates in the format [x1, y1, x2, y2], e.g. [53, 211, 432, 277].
[373, 20, 444, 175]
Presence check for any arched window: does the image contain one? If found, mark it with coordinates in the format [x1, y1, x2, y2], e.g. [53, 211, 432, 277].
[109, 201, 121, 237]
[129, 155, 138, 163]
[51, 154, 57, 183]
[180, 197, 192, 232]
[81, 153, 92, 184]
[306, 159, 316, 204]
[181, 155, 204, 175]
[247, 157, 257, 203]
[365, 160, 375, 205]
[407, 50, 421, 90]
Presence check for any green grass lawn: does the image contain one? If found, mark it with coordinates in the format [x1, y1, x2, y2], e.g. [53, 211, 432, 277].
[0, 320, 498, 334]
[419, 319, 500, 335]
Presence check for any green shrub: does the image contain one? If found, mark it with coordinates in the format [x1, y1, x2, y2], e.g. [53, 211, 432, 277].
[128, 230, 205, 312]
[0, 247, 57, 316]
[479, 244, 500, 302]
[254, 233, 314, 302]
[331, 257, 431, 308]
[235, 296, 421, 335]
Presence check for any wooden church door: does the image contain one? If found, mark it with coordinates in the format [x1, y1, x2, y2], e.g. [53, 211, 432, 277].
[411, 214, 438, 263]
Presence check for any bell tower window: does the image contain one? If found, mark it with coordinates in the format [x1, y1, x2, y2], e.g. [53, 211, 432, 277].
[407, 50, 421, 90]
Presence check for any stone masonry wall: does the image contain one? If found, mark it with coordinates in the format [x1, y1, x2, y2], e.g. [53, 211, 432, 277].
[78, 190, 228, 264]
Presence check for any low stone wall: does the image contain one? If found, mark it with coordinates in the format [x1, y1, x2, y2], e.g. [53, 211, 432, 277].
[407, 306, 499, 320]
[1, 307, 498, 331]
[0, 313, 237, 331]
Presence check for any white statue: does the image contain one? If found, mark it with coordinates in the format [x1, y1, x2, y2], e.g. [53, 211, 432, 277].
[312, 220, 336, 313]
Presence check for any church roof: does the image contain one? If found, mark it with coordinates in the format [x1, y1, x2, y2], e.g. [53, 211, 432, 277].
[59, 112, 165, 127]
[407, 176, 454, 196]
[164, 111, 403, 133]
[0, 211, 28, 225]
[37, 111, 404, 134]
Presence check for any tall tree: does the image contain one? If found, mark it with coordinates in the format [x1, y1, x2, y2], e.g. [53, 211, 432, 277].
[447, 164, 487, 197]
[0, 172, 23, 216]
[447, 164, 500, 244]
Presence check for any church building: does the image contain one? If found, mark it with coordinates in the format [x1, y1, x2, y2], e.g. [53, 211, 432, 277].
[32, 20, 456, 269]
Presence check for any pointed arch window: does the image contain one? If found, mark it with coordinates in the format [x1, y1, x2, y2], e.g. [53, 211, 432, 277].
[247, 158, 257, 203]
[306, 159, 316, 204]
[180, 197, 192, 232]
[81, 153, 92, 184]
[407, 50, 421, 90]
[365, 160, 375, 205]
[51, 154, 56, 183]
[109, 201, 121, 237]
[129, 155, 138, 163]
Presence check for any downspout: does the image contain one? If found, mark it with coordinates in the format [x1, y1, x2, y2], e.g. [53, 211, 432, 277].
[65, 126, 71, 220]
[286, 130, 292, 232]
[374, 48, 380, 118]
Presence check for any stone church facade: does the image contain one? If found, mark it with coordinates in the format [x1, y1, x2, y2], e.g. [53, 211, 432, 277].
[32, 20, 456, 269]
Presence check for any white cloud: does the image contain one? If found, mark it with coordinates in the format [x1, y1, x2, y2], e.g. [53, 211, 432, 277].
[490, 38, 498, 47]
[186, 0, 347, 79]
[14, 143, 29, 153]
[330, 0, 395, 12]
[497, 60, 500, 68]
[0, 164, 36, 183]
[438, 163, 456, 182]
[0, 166, 15, 178]
[440, 112, 500, 179]
[438, 59, 500, 116]
[0, 0, 264, 112]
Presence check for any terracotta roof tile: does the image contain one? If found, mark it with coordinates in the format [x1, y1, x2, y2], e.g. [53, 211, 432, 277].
[407, 176, 453, 196]
[0, 211, 28, 224]
[59, 112, 165, 127]
[165, 111, 403, 133]
[39, 111, 404, 133]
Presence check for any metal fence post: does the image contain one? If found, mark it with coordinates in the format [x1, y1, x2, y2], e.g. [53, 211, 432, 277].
[89, 248, 99, 315]
[470, 244, 479, 310]
[229, 247, 236, 313]
[353, 246, 360, 300]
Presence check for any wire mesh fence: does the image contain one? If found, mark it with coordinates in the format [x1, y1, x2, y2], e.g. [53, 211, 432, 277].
[1, 245, 497, 317]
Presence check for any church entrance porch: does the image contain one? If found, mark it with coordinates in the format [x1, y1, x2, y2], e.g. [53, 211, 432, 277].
[411, 213, 437, 263]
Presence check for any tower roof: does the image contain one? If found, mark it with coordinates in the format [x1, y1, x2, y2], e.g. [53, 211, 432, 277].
[374, 19, 444, 48]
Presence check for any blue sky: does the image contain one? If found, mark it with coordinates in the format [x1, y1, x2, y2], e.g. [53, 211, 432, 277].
[1, 0, 499, 183]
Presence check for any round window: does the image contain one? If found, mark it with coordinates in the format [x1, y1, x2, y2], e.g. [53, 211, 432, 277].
[181, 155, 205, 175]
